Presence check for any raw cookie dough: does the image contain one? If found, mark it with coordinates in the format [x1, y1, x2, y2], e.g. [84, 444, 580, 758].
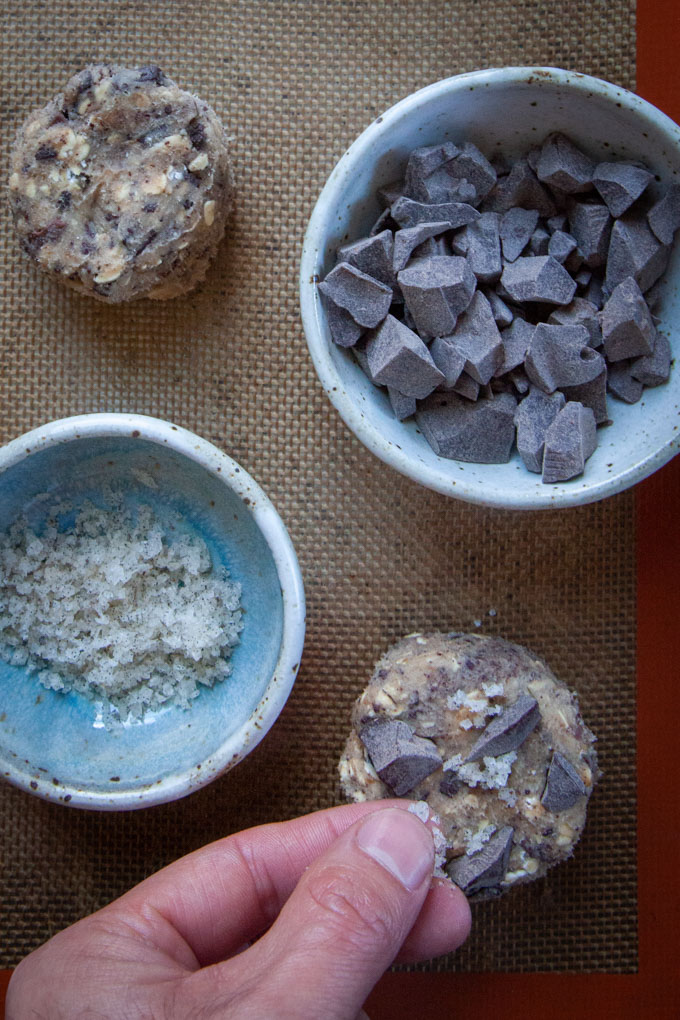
[339, 632, 599, 899]
[8, 64, 233, 301]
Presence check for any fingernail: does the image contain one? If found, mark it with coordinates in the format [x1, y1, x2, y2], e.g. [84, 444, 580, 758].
[356, 809, 433, 891]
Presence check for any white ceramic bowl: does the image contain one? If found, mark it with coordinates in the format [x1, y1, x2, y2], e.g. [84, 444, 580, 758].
[0, 413, 305, 809]
[300, 66, 680, 508]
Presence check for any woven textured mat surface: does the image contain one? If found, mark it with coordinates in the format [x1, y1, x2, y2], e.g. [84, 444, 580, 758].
[0, 0, 636, 972]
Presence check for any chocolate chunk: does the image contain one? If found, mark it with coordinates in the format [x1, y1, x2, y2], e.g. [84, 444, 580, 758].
[319, 262, 392, 329]
[359, 718, 442, 796]
[600, 276, 657, 361]
[535, 133, 595, 193]
[451, 371, 480, 401]
[397, 255, 476, 338]
[485, 288, 514, 328]
[605, 214, 671, 294]
[465, 693, 540, 761]
[457, 212, 502, 282]
[378, 179, 406, 208]
[499, 207, 539, 262]
[528, 226, 550, 256]
[568, 202, 612, 269]
[486, 159, 556, 217]
[366, 314, 444, 397]
[562, 368, 609, 425]
[514, 387, 566, 473]
[338, 229, 396, 287]
[446, 826, 514, 896]
[607, 361, 644, 403]
[548, 230, 578, 265]
[541, 752, 587, 812]
[525, 323, 604, 392]
[23, 219, 66, 257]
[187, 117, 207, 150]
[388, 387, 417, 420]
[497, 318, 534, 375]
[647, 182, 680, 245]
[404, 142, 461, 203]
[500, 256, 576, 305]
[440, 291, 504, 384]
[391, 196, 480, 231]
[416, 391, 516, 462]
[542, 402, 597, 483]
[631, 332, 672, 387]
[34, 144, 57, 161]
[320, 292, 363, 348]
[547, 214, 568, 233]
[593, 161, 654, 217]
[392, 222, 450, 273]
[446, 141, 497, 201]
[508, 366, 530, 395]
[137, 64, 166, 85]
[548, 297, 602, 348]
[430, 336, 466, 389]
[439, 770, 462, 797]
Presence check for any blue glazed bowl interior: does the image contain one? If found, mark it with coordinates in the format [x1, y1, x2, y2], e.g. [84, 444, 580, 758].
[0, 436, 283, 804]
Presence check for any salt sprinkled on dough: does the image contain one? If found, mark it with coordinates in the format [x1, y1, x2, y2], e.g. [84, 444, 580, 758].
[0, 500, 242, 727]
[408, 801, 448, 876]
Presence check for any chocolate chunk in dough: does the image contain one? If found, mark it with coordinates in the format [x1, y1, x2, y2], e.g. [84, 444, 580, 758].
[359, 718, 442, 796]
[446, 826, 514, 896]
[465, 694, 540, 762]
[541, 752, 587, 812]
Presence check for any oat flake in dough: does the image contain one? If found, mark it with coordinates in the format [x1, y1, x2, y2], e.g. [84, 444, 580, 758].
[339, 632, 599, 898]
[8, 64, 233, 301]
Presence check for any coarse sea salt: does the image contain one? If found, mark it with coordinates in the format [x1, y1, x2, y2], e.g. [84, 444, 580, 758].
[0, 500, 242, 727]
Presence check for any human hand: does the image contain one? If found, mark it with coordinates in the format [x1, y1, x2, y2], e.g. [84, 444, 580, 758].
[7, 800, 470, 1019]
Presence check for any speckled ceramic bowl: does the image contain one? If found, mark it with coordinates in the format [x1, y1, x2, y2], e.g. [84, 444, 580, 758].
[0, 413, 305, 809]
[300, 66, 680, 508]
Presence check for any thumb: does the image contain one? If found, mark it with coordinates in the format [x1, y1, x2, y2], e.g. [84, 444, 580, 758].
[230, 807, 435, 1020]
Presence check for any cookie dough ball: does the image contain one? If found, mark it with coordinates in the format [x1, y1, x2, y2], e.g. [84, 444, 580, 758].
[339, 632, 599, 899]
[8, 64, 233, 301]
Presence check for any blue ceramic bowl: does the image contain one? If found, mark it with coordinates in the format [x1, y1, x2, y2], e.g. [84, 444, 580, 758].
[0, 414, 305, 810]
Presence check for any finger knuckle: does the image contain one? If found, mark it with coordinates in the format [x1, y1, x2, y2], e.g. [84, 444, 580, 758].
[304, 866, 397, 953]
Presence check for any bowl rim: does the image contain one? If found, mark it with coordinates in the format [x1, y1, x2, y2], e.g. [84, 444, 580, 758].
[0, 412, 306, 810]
[300, 65, 680, 509]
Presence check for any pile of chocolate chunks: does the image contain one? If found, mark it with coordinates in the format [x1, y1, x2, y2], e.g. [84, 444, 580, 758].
[319, 133, 677, 483]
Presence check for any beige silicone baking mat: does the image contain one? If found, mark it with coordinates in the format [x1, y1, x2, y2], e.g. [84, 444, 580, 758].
[0, 0, 636, 972]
